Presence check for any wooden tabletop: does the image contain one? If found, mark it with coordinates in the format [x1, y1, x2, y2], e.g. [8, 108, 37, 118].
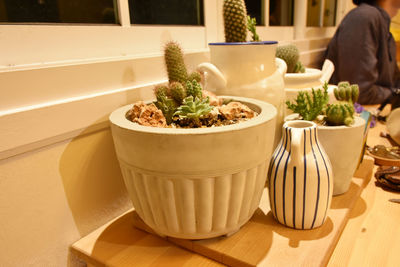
[71, 107, 400, 266]
[327, 113, 400, 267]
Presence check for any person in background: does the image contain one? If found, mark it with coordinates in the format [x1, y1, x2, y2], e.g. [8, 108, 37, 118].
[325, 0, 400, 105]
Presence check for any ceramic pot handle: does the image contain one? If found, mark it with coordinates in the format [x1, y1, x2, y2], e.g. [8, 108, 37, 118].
[320, 59, 335, 84]
[275, 58, 287, 76]
[197, 62, 227, 92]
[290, 127, 303, 166]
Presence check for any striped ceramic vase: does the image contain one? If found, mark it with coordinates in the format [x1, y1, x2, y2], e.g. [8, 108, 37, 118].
[268, 120, 333, 229]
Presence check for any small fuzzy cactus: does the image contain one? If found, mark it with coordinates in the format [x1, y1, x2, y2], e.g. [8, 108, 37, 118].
[223, 0, 248, 42]
[164, 41, 188, 84]
[334, 81, 360, 103]
[276, 44, 305, 73]
[325, 102, 355, 126]
[154, 85, 170, 99]
[154, 95, 177, 125]
[174, 96, 213, 127]
[286, 82, 330, 121]
[169, 82, 186, 105]
[188, 71, 202, 83]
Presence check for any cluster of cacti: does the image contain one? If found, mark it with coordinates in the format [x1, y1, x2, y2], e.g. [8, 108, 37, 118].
[324, 81, 359, 126]
[153, 41, 212, 126]
[223, 0, 248, 42]
[286, 83, 330, 121]
[286, 82, 360, 126]
[334, 81, 360, 103]
[276, 44, 305, 73]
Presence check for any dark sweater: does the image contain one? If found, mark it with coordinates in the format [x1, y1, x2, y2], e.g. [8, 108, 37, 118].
[325, 3, 399, 104]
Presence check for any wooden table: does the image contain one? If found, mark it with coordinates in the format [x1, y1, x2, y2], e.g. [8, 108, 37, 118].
[71, 116, 400, 267]
[327, 119, 400, 267]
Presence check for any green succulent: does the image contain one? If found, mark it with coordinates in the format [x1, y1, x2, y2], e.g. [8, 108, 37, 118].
[174, 96, 213, 127]
[293, 61, 305, 73]
[286, 82, 330, 121]
[334, 81, 360, 103]
[325, 102, 355, 126]
[223, 0, 248, 42]
[188, 71, 202, 83]
[247, 16, 260, 42]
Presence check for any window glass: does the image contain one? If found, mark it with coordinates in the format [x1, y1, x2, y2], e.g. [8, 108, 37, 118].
[0, 0, 119, 24]
[129, 0, 204, 25]
[269, 0, 294, 26]
[307, 0, 337, 27]
[244, 0, 264, 25]
[323, 0, 336, 26]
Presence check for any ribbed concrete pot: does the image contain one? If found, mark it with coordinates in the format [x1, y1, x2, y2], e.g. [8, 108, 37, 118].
[110, 96, 277, 239]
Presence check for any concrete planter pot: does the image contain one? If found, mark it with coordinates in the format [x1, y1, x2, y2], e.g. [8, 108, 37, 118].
[109, 96, 277, 239]
[285, 115, 366, 195]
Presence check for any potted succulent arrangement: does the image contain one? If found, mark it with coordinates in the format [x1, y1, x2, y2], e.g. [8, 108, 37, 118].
[285, 82, 366, 195]
[109, 41, 278, 239]
[276, 44, 336, 115]
[197, 0, 286, 148]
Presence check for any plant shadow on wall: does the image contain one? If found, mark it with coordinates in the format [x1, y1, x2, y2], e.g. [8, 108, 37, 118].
[59, 117, 133, 237]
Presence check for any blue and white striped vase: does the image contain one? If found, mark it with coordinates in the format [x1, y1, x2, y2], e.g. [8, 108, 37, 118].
[268, 120, 333, 229]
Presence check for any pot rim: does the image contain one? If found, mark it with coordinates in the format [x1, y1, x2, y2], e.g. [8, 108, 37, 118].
[110, 95, 277, 135]
[284, 114, 366, 130]
[208, 41, 277, 46]
[284, 68, 322, 79]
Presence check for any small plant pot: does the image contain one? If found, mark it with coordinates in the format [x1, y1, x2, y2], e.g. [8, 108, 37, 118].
[285, 114, 366, 195]
[110, 96, 277, 239]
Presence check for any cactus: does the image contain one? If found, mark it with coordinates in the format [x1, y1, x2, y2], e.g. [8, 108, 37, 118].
[334, 81, 360, 103]
[247, 16, 260, 42]
[154, 85, 170, 99]
[174, 96, 213, 127]
[186, 79, 203, 99]
[286, 82, 330, 121]
[188, 71, 202, 83]
[325, 102, 355, 126]
[154, 95, 177, 125]
[293, 61, 305, 73]
[169, 82, 186, 105]
[223, 0, 248, 42]
[276, 44, 304, 73]
[164, 41, 188, 84]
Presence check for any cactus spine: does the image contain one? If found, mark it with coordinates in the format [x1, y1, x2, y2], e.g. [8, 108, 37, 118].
[223, 0, 248, 42]
[164, 41, 188, 84]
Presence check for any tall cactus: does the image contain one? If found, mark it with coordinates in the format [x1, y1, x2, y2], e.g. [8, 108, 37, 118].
[223, 0, 248, 42]
[164, 41, 188, 84]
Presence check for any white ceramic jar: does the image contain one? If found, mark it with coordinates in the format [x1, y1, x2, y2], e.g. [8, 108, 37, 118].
[198, 41, 286, 148]
[268, 120, 333, 229]
[110, 96, 277, 239]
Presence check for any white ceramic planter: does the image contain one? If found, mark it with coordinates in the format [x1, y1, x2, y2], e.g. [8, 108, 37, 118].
[197, 41, 286, 148]
[317, 116, 366, 195]
[110, 96, 277, 239]
[387, 108, 400, 145]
